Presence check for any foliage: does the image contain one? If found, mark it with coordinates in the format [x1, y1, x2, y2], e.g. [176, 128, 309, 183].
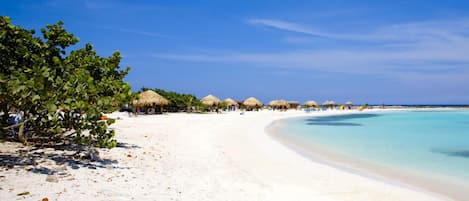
[0, 16, 132, 148]
[218, 102, 228, 110]
[140, 87, 203, 112]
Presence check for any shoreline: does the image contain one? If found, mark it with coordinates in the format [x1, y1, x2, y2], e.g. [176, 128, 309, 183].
[265, 110, 466, 201]
[217, 109, 449, 201]
[0, 109, 454, 200]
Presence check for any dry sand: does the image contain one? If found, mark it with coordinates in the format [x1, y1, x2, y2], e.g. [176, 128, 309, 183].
[0, 110, 451, 201]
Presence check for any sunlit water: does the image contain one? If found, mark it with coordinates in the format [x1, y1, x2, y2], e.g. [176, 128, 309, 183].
[277, 110, 469, 188]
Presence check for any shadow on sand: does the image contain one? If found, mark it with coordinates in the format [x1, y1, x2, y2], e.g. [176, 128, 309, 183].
[0, 142, 139, 175]
[117, 142, 141, 149]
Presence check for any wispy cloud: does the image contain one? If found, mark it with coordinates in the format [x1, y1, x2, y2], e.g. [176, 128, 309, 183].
[155, 18, 469, 76]
[247, 18, 469, 43]
[246, 18, 374, 41]
[155, 48, 469, 74]
[98, 26, 173, 39]
[115, 28, 172, 38]
[283, 37, 318, 44]
[247, 19, 328, 37]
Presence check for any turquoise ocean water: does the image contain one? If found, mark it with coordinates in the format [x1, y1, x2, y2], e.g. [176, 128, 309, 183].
[277, 110, 469, 192]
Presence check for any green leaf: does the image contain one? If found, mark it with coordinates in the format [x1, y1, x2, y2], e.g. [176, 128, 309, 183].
[12, 85, 26, 94]
[47, 103, 57, 113]
[106, 118, 116, 125]
[32, 95, 40, 101]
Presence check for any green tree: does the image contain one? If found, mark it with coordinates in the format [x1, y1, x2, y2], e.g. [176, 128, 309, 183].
[0, 16, 132, 148]
[140, 87, 203, 112]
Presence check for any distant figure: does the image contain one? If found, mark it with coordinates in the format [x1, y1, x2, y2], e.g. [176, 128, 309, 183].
[129, 107, 136, 117]
[8, 112, 23, 125]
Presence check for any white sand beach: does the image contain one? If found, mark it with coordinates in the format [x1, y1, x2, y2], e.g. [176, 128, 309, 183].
[0, 110, 450, 201]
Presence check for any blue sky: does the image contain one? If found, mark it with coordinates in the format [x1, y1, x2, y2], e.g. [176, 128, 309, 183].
[2, 0, 469, 104]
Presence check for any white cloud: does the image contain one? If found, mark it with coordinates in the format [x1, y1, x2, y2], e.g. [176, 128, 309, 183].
[155, 18, 469, 76]
[247, 18, 469, 43]
[154, 41, 469, 74]
[115, 28, 172, 38]
[247, 19, 329, 37]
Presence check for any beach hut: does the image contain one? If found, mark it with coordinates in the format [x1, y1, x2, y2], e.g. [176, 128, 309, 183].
[223, 98, 238, 106]
[288, 101, 300, 109]
[133, 90, 169, 114]
[304, 100, 319, 111]
[322, 100, 329, 110]
[345, 101, 353, 110]
[201, 94, 221, 106]
[269, 99, 288, 111]
[322, 100, 337, 110]
[304, 100, 319, 108]
[223, 98, 238, 111]
[243, 97, 263, 111]
[268, 100, 279, 107]
[322, 100, 330, 107]
[330, 101, 338, 110]
[201, 94, 221, 112]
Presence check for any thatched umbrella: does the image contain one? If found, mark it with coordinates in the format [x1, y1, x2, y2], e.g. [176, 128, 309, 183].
[304, 100, 318, 108]
[223, 98, 238, 106]
[133, 90, 169, 114]
[345, 101, 353, 110]
[322, 100, 331, 107]
[269, 100, 277, 106]
[269, 100, 288, 107]
[322, 100, 338, 109]
[269, 99, 289, 111]
[243, 97, 263, 110]
[223, 98, 238, 111]
[133, 90, 169, 107]
[201, 94, 221, 106]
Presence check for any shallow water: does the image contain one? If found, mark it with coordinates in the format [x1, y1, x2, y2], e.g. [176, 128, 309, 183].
[276, 110, 469, 199]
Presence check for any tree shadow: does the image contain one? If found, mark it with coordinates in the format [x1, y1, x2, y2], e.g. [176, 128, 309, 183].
[116, 142, 141, 149]
[432, 149, 469, 159]
[0, 142, 133, 175]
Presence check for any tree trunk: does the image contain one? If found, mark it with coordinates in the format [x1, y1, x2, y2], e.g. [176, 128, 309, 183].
[18, 123, 26, 145]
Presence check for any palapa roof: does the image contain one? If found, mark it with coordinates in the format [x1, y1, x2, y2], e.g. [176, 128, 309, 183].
[269, 99, 288, 107]
[223, 98, 238, 106]
[322, 100, 338, 106]
[201, 94, 221, 106]
[304, 100, 318, 107]
[133, 90, 169, 106]
[269, 100, 278, 106]
[243, 97, 263, 107]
